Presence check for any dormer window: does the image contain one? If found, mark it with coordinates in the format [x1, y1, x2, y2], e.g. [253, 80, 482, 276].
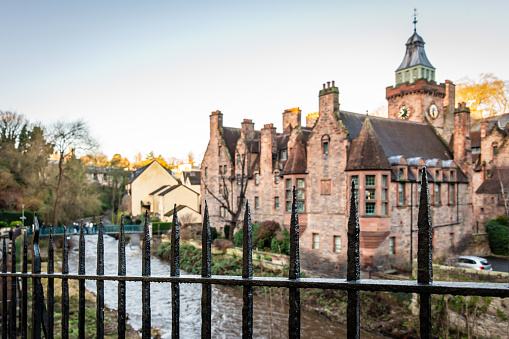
[321, 135, 330, 156]
[399, 168, 405, 180]
[449, 171, 454, 181]
[493, 142, 499, 155]
[237, 154, 241, 165]
[435, 170, 440, 182]
[281, 149, 287, 161]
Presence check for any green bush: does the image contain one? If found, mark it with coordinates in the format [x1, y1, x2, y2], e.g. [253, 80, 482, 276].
[485, 219, 509, 255]
[10, 221, 21, 227]
[0, 211, 38, 226]
[152, 222, 172, 235]
[210, 227, 218, 240]
[0, 221, 9, 228]
[234, 228, 243, 247]
[255, 220, 280, 250]
[224, 225, 230, 239]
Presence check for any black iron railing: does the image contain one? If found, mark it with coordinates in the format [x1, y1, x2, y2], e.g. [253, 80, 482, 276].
[0, 167, 508, 338]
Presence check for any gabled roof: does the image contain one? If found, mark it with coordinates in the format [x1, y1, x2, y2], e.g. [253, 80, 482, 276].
[346, 117, 391, 170]
[149, 185, 170, 195]
[128, 161, 175, 184]
[164, 204, 200, 217]
[340, 112, 453, 160]
[476, 167, 509, 194]
[396, 31, 434, 71]
[282, 132, 307, 175]
[158, 184, 199, 196]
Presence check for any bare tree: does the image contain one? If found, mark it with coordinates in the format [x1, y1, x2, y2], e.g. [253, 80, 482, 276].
[204, 141, 253, 240]
[48, 120, 98, 226]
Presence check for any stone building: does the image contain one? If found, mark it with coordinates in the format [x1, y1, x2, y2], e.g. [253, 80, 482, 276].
[200, 27, 474, 276]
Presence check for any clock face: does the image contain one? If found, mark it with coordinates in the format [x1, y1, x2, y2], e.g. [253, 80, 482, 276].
[398, 106, 409, 119]
[429, 104, 439, 119]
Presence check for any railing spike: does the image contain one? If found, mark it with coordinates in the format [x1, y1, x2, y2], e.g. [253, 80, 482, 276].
[21, 231, 28, 338]
[142, 210, 151, 339]
[242, 201, 253, 338]
[2, 236, 8, 339]
[201, 201, 212, 338]
[78, 220, 86, 338]
[171, 204, 180, 338]
[9, 229, 17, 339]
[417, 166, 433, 339]
[118, 214, 126, 338]
[47, 227, 54, 339]
[347, 179, 361, 339]
[62, 226, 69, 339]
[96, 218, 105, 338]
[289, 186, 301, 339]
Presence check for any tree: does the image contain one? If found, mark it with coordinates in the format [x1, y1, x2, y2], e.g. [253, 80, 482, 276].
[456, 73, 508, 119]
[132, 151, 169, 169]
[203, 140, 254, 241]
[48, 120, 98, 226]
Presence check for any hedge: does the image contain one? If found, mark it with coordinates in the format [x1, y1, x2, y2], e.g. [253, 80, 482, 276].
[0, 211, 39, 227]
[152, 222, 173, 235]
[485, 219, 509, 255]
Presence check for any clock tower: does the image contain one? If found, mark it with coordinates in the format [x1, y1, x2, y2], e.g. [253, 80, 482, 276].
[386, 13, 454, 140]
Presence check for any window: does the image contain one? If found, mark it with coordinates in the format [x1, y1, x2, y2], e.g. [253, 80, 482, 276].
[296, 178, 305, 212]
[219, 165, 222, 175]
[398, 183, 405, 205]
[255, 197, 259, 209]
[487, 170, 492, 178]
[219, 184, 222, 196]
[449, 184, 454, 204]
[219, 146, 222, 156]
[382, 202, 387, 215]
[275, 172, 280, 184]
[321, 180, 331, 195]
[281, 149, 287, 160]
[223, 165, 227, 175]
[366, 175, 375, 186]
[481, 207, 484, 214]
[322, 135, 330, 156]
[334, 236, 341, 253]
[389, 237, 395, 254]
[312, 233, 319, 250]
[365, 189, 375, 200]
[366, 203, 375, 215]
[255, 173, 259, 185]
[449, 171, 454, 181]
[435, 170, 440, 182]
[286, 179, 292, 212]
[242, 154, 246, 164]
[382, 189, 387, 200]
[449, 233, 454, 247]
[237, 174, 241, 185]
[220, 206, 226, 218]
[399, 168, 404, 180]
[382, 175, 388, 186]
[274, 197, 279, 210]
[286, 201, 292, 212]
[493, 142, 498, 155]
[237, 154, 241, 165]
[418, 170, 423, 182]
[434, 184, 440, 203]
[205, 167, 208, 177]
[286, 179, 292, 189]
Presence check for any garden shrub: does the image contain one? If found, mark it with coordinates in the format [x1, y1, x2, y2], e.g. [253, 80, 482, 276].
[223, 225, 230, 239]
[0, 221, 9, 228]
[210, 227, 218, 240]
[254, 220, 280, 250]
[485, 219, 509, 255]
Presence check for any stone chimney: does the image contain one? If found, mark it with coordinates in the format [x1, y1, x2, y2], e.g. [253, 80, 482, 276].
[282, 107, 301, 133]
[241, 119, 255, 140]
[453, 102, 472, 175]
[210, 110, 223, 137]
[481, 120, 489, 139]
[319, 81, 340, 119]
[443, 80, 456, 142]
[261, 123, 277, 175]
[306, 112, 319, 128]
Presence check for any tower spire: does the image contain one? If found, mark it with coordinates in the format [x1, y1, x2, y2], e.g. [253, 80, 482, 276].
[413, 8, 418, 32]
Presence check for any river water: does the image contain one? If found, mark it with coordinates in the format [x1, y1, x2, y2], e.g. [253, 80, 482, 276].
[68, 235, 385, 338]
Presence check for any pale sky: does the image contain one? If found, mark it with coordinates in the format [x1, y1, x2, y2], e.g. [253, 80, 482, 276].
[1, 1, 508, 163]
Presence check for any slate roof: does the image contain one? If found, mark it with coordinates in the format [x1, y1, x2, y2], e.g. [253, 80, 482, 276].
[340, 112, 453, 160]
[282, 132, 307, 175]
[346, 117, 391, 170]
[149, 185, 169, 195]
[476, 167, 509, 194]
[164, 204, 199, 217]
[471, 114, 509, 131]
[471, 131, 481, 148]
[222, 127, 241, 159]
[396, 31, 434, 71]
[182, 171, 201, 185]
[158, 184, 199, 196]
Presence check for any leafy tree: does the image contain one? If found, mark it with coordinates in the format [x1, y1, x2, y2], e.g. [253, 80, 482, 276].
[48, 120, 98, 226]
[456, 73, 508, 119]
[133, 151, 170, 169]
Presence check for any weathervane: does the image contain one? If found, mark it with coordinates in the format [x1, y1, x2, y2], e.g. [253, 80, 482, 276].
[413, 8, 418, 32]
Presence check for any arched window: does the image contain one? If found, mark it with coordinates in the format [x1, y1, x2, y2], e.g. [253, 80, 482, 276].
[321, 135, 330, 156]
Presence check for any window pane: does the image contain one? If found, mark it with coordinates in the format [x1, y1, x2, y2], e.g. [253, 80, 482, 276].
[389, 237, 395, 254]
[297, 179, 305, 188]
[286, 201, 292, 212]
[275, 197, 279, 209]
[366, 175, 375, 186]
[382, 189, 387, 200]
[286, 190, 292, 200]
[286, 179, 292, 189]
[275, 173, 280, 184]
[323, 142, 329, 155]
[313, 233, 319, 249]
[297, 201, 305, 212]
[334, 236, 341, 253]
[382, 175, 387, 186]
[382, 202, 387, 215]
[297, 190, 305, 200]
[352, 175, 359, 186]
[365, 189, 376, 200]
[365, 203, 375, 215]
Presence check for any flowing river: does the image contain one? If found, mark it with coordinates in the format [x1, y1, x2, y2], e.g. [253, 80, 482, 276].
[68, 235, 386, 338]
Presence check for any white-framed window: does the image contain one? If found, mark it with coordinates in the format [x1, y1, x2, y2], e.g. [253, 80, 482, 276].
[389, 237, 395, 254]
[255, 173, 259, 185]
[312, 233, 319, 250]
[333, 236, 341, 253]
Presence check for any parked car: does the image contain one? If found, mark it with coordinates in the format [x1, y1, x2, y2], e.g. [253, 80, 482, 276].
[458, 256, 492, 271]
